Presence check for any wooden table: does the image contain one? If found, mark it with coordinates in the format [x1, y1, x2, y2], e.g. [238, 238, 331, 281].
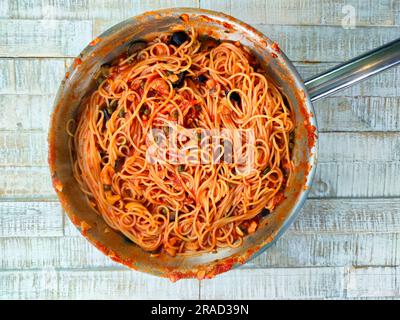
[1, 0, 399, 299]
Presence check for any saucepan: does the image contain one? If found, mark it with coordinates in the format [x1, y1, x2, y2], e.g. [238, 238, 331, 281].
[48, 8, 400, 280]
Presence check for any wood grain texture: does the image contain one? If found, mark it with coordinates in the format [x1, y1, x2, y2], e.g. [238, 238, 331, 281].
[311, 162, 400, 198]
[313, 96, 400, 132]
[0, 58, 66, 94]
[2, 0, 200, 20]
[200, 0, 398, 26]
[347, 267, 400, 298]
[2, 267, 398, 299]
[293, 199, 400, 234]
[250, 232, 400, 268]
[2, 194, 400, 270]
[200, 268, 346, 299]
[14, 59, 66, 94]
[5, 0, 395, 27]
[0, 202, 63, 237]
[0, 269, 200, 299]
[200, 266, 400, 299]
[0, 167, 54, 200]
[0, 95, 54, 131]
[0, 132, 47, 166]
[318, 132, 400, 162]
[0, 59, 15, 93]
[0, 20, 92, 57]
[0, 237, 118, 269]
[0, 1, 9, 18]
[256, 24, 400, 62]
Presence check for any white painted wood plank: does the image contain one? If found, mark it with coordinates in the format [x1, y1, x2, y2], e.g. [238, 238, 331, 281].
[200, 267, 345, 299]
[3, 0, 200, 20]
[1, 232, 399, 270]
[14, 59, 65, 94]
[314, 96, 400, 132]
[311, 162, 400, 198]
[87, 0, 200, 21]
[0, 237, 118, 269]
[396, 3, 400, 26]
[0, 202, 63, 237]
[256, 24, 400, 62]
[0, 95, 54, 131]
[0, 59, 15, 93]
[0, 269, 200, 299]
[250, 233, 400, 268]
[0, 1, 9, 18]
[0, 132, 47, 166]
[0, 17, 397, 63]
[200, 0, 231, 14]
[201, 0, 397, 26]
[0, 167, 55, 200]
[0, 20, 92, 57]
[230, 0, 267, 25]
[57, 269, 200, 300]
[0, 200, 68, 238]
[295, 199, 400, 234]
[4, 0, 90, 19]
[318, 132, 400, 162]
[0, 58, 65, 94]
[0, 269, 58, 299]
[347, 267, 400, 298]
[5, 0, 394, 27]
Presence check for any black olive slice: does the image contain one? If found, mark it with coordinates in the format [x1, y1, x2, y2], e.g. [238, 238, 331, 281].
[127, 40, 147, 56]
[170, 31, 189, 46]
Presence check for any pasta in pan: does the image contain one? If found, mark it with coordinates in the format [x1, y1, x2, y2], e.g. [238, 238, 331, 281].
[68, 28, 294, 256]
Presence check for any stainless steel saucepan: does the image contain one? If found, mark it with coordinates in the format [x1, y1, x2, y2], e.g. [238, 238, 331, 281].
[48, 8, 400, 280]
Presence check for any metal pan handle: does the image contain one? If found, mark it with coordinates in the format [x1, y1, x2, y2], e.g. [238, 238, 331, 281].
[304, 38, 400, 101]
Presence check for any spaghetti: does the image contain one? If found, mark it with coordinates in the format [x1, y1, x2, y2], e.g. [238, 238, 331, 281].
[68, 28, 294, 256]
